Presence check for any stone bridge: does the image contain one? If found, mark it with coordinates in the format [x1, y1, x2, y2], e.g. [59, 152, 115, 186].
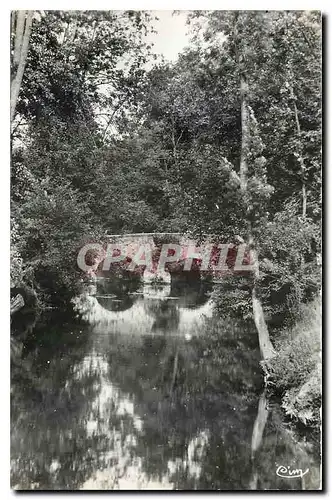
[89, 232, 251, 283]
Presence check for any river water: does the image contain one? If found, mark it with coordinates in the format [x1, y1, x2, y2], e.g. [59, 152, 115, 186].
[11, 278, 320, 490]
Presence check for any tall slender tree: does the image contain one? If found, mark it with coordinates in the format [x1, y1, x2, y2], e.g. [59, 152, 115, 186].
[11, 10, 33, 122]
[234, 12, 275, 359]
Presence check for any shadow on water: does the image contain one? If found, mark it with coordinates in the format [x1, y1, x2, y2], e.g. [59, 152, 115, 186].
[11, 278, 320, 490]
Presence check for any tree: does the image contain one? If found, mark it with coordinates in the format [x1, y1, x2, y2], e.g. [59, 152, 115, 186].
[182, 11, 276, 358]
[10, 11, 154, 302]
[11, 10, 33, 122]
[233, 12, 275, 359]
[180, 10, 321, 331]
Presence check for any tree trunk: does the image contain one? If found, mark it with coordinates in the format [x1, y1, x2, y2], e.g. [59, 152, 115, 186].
[293, 97, 307, 218]
[239, 74, 275, 360]
[11, 10, 33, 123]
[239, 75, 249, 191]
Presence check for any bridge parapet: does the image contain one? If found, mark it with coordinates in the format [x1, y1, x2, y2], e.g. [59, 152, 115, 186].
[105, 232, 196, 247]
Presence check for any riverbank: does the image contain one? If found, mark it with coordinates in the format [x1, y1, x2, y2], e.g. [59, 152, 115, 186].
[268, 296, 322, 431]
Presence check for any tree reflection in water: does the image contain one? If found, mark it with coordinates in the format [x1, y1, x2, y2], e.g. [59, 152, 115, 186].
[11, 281, 320, 490]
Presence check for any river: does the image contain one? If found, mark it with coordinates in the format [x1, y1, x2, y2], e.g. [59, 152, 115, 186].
[10, 278, 320, 490]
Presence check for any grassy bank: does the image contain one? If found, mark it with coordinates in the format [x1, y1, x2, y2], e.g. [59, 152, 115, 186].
[268, 296, 322, 429]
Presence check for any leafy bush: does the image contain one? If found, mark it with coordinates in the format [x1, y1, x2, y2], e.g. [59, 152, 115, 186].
[281, 364, 321, 426]
[257, 200, 321, 324]
[213, 276, 253, 320]
[12, 179, 103, 305]
[268, 297, 321, 428]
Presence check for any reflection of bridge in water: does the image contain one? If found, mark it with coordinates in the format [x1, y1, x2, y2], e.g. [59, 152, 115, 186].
[77, 279, 214, 338]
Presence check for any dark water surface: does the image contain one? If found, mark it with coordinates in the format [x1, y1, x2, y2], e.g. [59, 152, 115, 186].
[11, 279, 320, 490]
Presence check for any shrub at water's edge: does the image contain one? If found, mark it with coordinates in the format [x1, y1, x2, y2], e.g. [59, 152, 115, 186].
[268, 296, 321, 429]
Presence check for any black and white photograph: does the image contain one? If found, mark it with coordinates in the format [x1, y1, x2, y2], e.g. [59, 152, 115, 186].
[10, 8, 322, 491]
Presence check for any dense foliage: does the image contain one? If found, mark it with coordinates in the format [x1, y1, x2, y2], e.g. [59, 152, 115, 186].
[269, 296, 321, 427]
[11, 10, 155, 303]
